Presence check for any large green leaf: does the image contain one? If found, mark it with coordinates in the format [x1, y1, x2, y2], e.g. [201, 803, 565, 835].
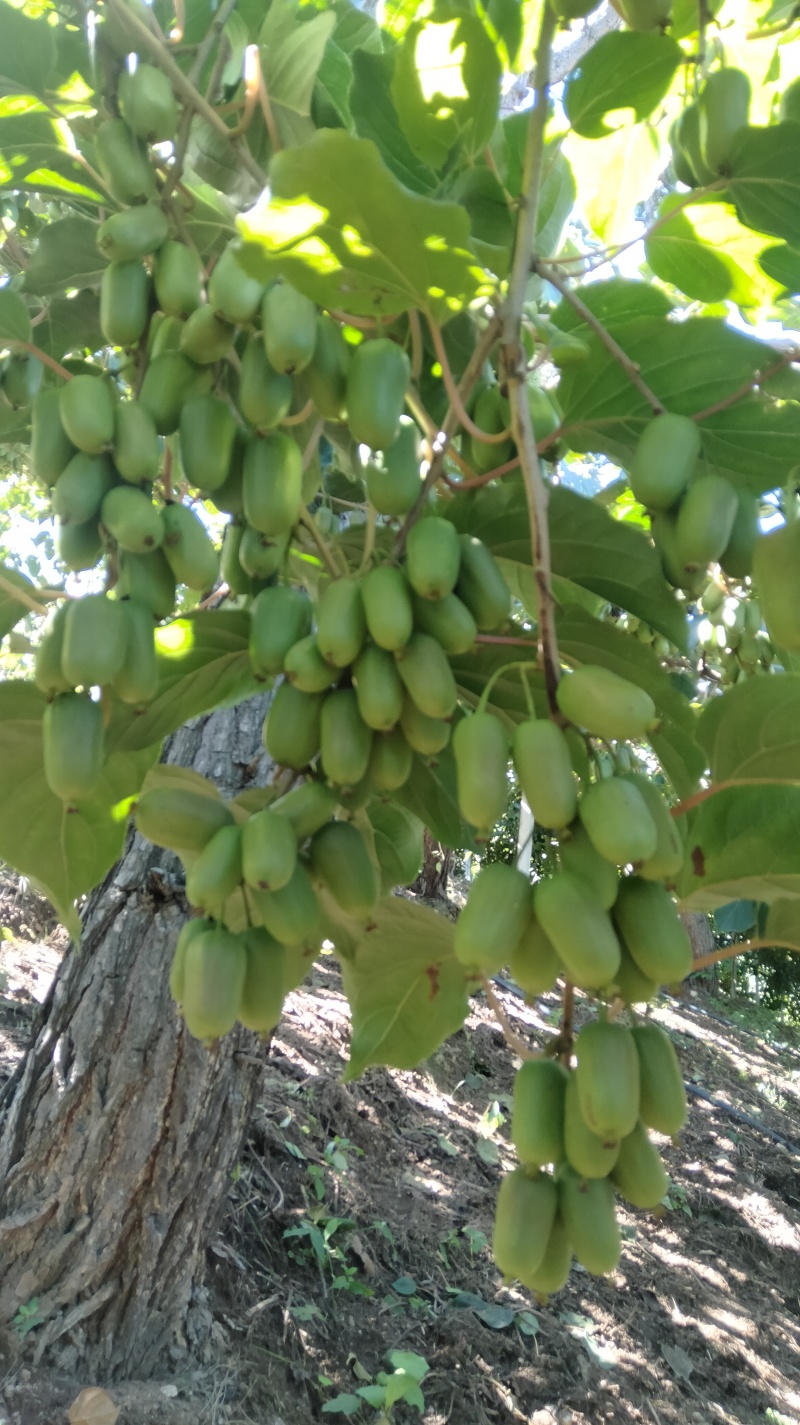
[350, 50, 438, 194]
[33, 290, 104, 359]
[314, 40, 353, 127]
[764, 898, 800, 952]
[0, 6, 56, 95]
[340, 896, 469, 1079]
[564, 32, 682, 140]
[728, 123, 800, 244]
[696, 674, 800, 784]
[677, 784, 800, 910]
[0, 110, 104, 202]
[24, 216, 106, 298]
[758, 242, 800, 294]
[0, 563, 35, 639]
[238, 130, 484, 321]
[646, 204, 739, 305]
[0, 289, 31, 344]
[259, 0, 337, 141]
[392, 746, 480, 851]
[391, 16, 501, 167]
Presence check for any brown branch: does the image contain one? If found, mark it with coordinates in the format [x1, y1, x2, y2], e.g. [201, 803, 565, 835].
[556, 982, 574, 1066]
[475, 633, 536, 647]
[427, 315, 513, 445]
[15, 341, 72, 382]
[692, 938, 800, 972]
[256, 49, 283, 154]
[481, 977, 541, 1061]
[669, 777, 794, 819]
[691, 353, 800, 424]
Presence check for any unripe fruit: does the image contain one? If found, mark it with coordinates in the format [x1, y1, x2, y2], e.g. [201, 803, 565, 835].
[670, 116, 698, 187]
[150, 315, 185, 360]
[368, 727, 413, 791]
[264, 682, 324, 768]
[558, 822, 618, 910]
[238, 928, 286, 1033]
[102, 485, 163, 553]
[57, 518, 104, 573]
[136, 788, 234, 853]
[399, 696, 450, 756]
[114, 400, 160, 485]
[520, 1214, 572, 1297]
[493, 1168, 558, 1281]
[34, 604, 71, 698]
[513, 720, 577, 831]
[238, 334, 292, 430]
[270, 779, 338, 839]
[95, 117, 155, 205]
[262, 283, 317, 374]
[180, 306, 235, 365]
[752, 521, 800, 651]
[153, 240, 203, 317]
[3, 354, 42, 408]
[699, 67, 751, 174]
[469, 386, 513, 474]
[220, 521, 252, 596]
[510, 917, 561, 996]
[631, 1021, 687, 1135]
[310, 819, 378, 916]
[161, 503, 219, 591]
[534, 873, 621, 988]
[563, 1072, 620, 1179]
[253, 860, 323, 947]
[179, 395, 237, 493]
[100, 260, 150, 349]
[353, 643, 404, 730]
[405, 516, 461, 601]
[59, 375, 115, 455]
[320, 688, 373, 786]
[239, 525, 287, 579]
[527, 384, 562, 448]
[613, 877, 692, 984]
[613, 944, 658, 1005]
[208, 245, 264, 324]
[346, 337, 410, 450]
[249, 586, 312, 679]
[169, 917, 213, 1006]
[411, 590, 477, 655]
[452, 711, 508, 834]
[559, 1171, 621, 1276]
[512, 1059, 567, 1167]
[454, 862, 532, 973]
[575, 1021, 640, 1141]
[242, 808, 298, 892]
[362, 565, 414, 651]
[117, 549, 176, 619]
[114, 598, 158, 706]
[118, 63, 178, 142]
[97, 203, 169, 262]
[675, 474, 738, 569]
[394, 632, 457, 718]
[62, 593, 128, 688]
[43, 692, 104, 803]
[612, 1121, 669, 1209]
[317, 578, 366, 667]
[284, 635, 339, 693]
[305, 314, 349, 419]
[52, 452, 115, 527]
[366, 417, 421, 516]
[181, 926, 246, 1042]
[456, 535, 511, 630]
[579, 777, 658, 866]
[622, 773, 683, 882]
[186, 823, 243, 916]
[243, 432, 303, 537]
[616, 0, 671, 27]
[651, 508, 704, 593]
[556, 665, 656, 741]
[629, 413, 700, 511]
[31, 389, 75, 488]
[139, 352, 198, 435]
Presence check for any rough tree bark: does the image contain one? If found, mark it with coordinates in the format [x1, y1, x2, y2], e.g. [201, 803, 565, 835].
[0, 697, 272, 1379]
[412, 830, 453, 901]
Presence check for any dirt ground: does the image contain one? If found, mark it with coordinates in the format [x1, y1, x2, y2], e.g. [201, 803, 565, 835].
[1, 877, 799, 1425]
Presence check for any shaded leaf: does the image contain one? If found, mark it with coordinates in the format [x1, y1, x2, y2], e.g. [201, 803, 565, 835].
[696, 674, 800, 784]
[764, 898, 800, 950]
[677, 785, 800, 910]
[728, 123, 800, 244]
[0, 563, 36, 638]
[350, 50, 438, 194]
[758, 242, 800, 294]
[565, 32, 682, 140]
[0, 288, 31, 344]
[392, 746, 481, 851]
[24, 216, 105, 298]
[713, 899, 757, 933]
[259, 0, 337, 132]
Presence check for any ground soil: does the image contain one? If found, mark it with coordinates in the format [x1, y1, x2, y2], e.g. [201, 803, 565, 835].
[1, 875, 798, 1425]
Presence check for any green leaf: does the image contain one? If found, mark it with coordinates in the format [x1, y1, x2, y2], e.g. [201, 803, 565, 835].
[314, 40, 353, 128]
[0, 564, 35, 638]
[259, 0, 337, 134]
[564, 122, 661, 243]
[321, 1394, 362, 1416]
[391, 16, 501, 166]
[24, 216, 105, 298]
[728, 123, 800, 244]
[384, 1372, 425, 1411]
[181, 180, 237, 258]
[0, 288, 31, 344]
[677, 785, 800, 910]
[386, 1351, 429, 1381]
[350, 50, 438, 194]
[340, 896, 469, 1079]
[33, 290, 103, 359]
[646, 204, 734, 305]
[565, 32, 682, 140]
[366, 800, 425, 892]
[696, 673, 800, 784]
[238, 130, 484, 321]
[392, 746, 480, 850]
[713, 899, 756, 934]
[758, 242, 800, 294]
[0, 110, 103, 202]
[450, 165, 513, 276]
[764, 898, 800, 951]
[0, 6, 56, 95]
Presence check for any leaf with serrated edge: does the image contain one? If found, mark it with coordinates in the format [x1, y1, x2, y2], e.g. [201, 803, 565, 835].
[697, 674, 800, 785]
[677, 785, 800, 911]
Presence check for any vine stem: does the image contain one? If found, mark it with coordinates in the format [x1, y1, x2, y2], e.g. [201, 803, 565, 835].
[477, 659, 538, 713]
[557, 981, 575, 1067]
[537, 262, 666, 416]
[475, 633, 536, 647]
[281, 398, 315, 427]
[669, 777, 788, 818]
[15, 341, 72, 382]
[481, 977, 541, 1061]
[500, 3, 561, 716]
[692, 939, 800, 972]
[427, 316, 513, 445]
[298, 509, 346, 579]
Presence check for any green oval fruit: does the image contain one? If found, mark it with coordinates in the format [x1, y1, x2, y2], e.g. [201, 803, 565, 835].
[699, 67, 751, 174]
[669, 117, 698, 187]
[3, 353, 42, 409]
[62, 593, 128, 687]
[31, 389, 75, 488]
[616, 0, 671, 27]
[558, 822, 619, 909]
[366, 417, 422, 516]
[456, 535, 511, 630]
[346, 337, 410, 450]
[239, 525, 287, 579]
[243, 432, 302, 537]
[513, 720, 577, 831]
[152, 240, 202, 318]
[674, 102, 716, 186]
[179, 394, 237, 493]
[452, 711, 508, 835]
[169, 917, 213, 1006]
[118, 62, 178, 142]
[179, 305, 235, 365]
[161, 502, 219, 590]
[139, 352, 198, 435]
[520, 1213, 572, 1297]
[612, 1120, 669, 1209]
[34, 604, 71, 697]
[262, 283, 317, 374]
[100, 260, 150, 349]
[651, 508, 701, 593]
[237, 334, 292, 430]
[52, 452, 115, 526]
[353, 643, 404, 730]
[284, 635, 339, 693]
[613, 876, 692, 984]
[534, 873, 621, 989]
[510, 917, 561, 996]
[271, 780, 338, 839]
[613, 944, 658, 1005]
[629, 413, 700, 511]
[264, 682, 324, 768]
[250, 586, 312, 679]
[411, 590, 476, 655]
[493, 1168, 557, 1281]
[405, 516, 460, 601]
[305, 314, 349, 419]
[317, 578, 366, 667]
[113, 400, 160, 485]
[97, 203, 169, 262]
[102, 485, 163, 553]
[136, 787, 234, 853]
[559, 1170, 620, 1276]
[59, 375, 115, 455]
[114, 597, 158, 705]
[780, 75, 800, 124]
[238, 928, 286, 1033]
[57, 518, 104, 573]
[220, 521, 252, 596]
[622, 774, 682, 882]
[527, 384, 562, 451]
[242, 808, 298, 892]
[575, 1021, 640, 1141]
[117, 549, 176, 619]
[394, 631, 457, 719]
[556, 665, 656, 742]
[252, 860, 323, 947]
[720, 489, 758, 579]
[149, 314, 180, 361]
[362, 566, 414, 651]
[181, 926, 246, 1042]
[563, 1072, 620, 1179]
[320, 688, 373, 786]
[753, 520, 800, 651]
[368, 727, 413, 791]
[186, 823, 243, 917]
[675, 474, 738, 570]
[454, 862, 532, 973]
[208, 244, 264, 325]
[579, 778, 658, 867]
[469, 385, 513, 475]
[95, 117, 155, 205]
[310, 819, 378, 917]
[512, 1059, 568, 1168]
[631, 1021, 687, 1135]
[399, 696, 450, 757]
[43, 692, 104, 803]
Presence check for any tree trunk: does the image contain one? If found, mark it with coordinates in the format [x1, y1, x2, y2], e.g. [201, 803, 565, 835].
[0, 697, 271, 1379]
[411, 829, 452, 901]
